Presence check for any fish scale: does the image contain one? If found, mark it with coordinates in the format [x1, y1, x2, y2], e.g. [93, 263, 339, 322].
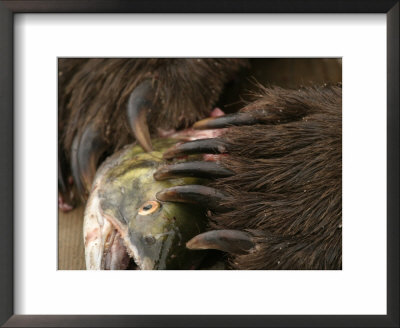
[84, 139, 207, 270]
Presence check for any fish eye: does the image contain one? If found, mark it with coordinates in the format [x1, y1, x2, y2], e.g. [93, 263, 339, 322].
[138, 200, 160, 215]
[144, 235, 156, 245]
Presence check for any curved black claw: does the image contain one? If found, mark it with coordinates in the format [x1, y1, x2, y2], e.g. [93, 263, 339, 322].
[71, 135, 84, 198]
[163, 138, 229, 160]
[71, 124, 108, 200]
[153, 161, 234, 181]
[127, 80, 156, 152]
[186, 230, 254, 255]
[156, 185, 231, 213]
[193, 112, 261, 130]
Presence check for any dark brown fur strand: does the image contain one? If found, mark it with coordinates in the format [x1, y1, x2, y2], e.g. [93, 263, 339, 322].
[58, 58, 248, 202]
[58, 59, 342, 270]
[58, 58, 90, 200]
[60, 58, 248, 154]
[209, 85, 342, 270]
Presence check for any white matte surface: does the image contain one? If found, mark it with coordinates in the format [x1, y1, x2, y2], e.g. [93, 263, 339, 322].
[14, 14, 386, 315]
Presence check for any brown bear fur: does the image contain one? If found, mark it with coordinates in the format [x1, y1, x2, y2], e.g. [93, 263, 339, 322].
[58, 58, 248, 202]
[58, 59, 342, 270]
[210, 85, 342, 269]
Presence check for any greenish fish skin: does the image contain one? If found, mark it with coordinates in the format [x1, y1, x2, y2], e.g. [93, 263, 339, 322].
[85, 139, 206, 270]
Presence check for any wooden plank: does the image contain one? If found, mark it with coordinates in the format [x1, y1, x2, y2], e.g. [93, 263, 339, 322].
[58, 206, 85, 270]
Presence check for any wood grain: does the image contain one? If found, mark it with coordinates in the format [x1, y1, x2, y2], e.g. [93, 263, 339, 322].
[56, 58, 342, 270]
[58, 206, 85, 270]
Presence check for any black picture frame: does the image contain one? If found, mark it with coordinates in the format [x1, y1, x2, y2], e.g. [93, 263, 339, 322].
[0, 1, 398, 327]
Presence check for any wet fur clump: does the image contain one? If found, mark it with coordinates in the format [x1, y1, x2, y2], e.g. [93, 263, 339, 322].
[210, 85, 342, 269]
[58, 58, 248, 202]
[58, 59, 342, 270]
[59, 58, 248, 156]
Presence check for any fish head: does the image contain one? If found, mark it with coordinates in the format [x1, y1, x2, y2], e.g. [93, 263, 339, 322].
[84, 140, 206, 270]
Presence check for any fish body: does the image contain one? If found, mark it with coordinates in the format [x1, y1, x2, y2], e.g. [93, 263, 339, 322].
[84, 139, 206, 270]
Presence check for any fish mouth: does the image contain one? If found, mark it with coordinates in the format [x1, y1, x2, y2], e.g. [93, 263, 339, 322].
[84, 184, 143, 270]
[83, 108, 228, 270]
